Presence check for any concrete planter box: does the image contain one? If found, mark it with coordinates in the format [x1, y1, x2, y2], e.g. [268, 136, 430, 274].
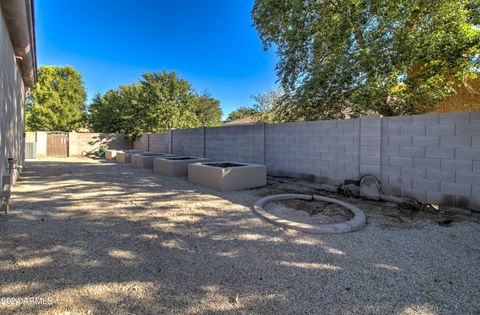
[153, 156, 209, 176]
[105, 149, 133, 161]
[188, 161, 267, 191]
[105, 150, 117, 160]
[116, 150, 146, 163]
[131, 153, 174, 170]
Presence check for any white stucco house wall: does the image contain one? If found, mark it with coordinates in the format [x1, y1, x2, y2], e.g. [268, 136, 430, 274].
[0, 0, 37, 190]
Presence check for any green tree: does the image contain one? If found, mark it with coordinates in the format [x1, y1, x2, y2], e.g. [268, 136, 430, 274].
[88, 71, 222, 139]
[252, 0, 480, 120]
[226, 106, 258, 121]
[139, 71, 201, 132]
[26, 65, 87, 131]
[88, 84, 144, 139]
[193, 91, 223, 126]
[252, 89, 282, 123]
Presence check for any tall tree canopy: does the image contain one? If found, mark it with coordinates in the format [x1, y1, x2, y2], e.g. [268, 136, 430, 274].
[252, 0, 480, 120]
[140, 71, 199, 131]
[252, 89, 282, 123]
[89, 71, 222, 139]
[226, 89, 282, 123]
[226, 106, 258, 121]
[26, 66, 87, 131]
[89, 84, 144, 137]
[193, 91, 223, 127]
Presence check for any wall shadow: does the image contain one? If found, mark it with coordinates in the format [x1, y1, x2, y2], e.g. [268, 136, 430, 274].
[0, 159, 478, 314]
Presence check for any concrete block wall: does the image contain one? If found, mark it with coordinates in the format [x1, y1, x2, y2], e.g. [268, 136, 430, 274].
[133, 133, 171, 153]
[381, 112, 480, 209]
[265, 119, 361, 185]
[26, 132, 131, 157]
[171, 128, 204, 157]
[133, 134, 149, 151]
[360, 116, 382, 178]
[148, 132, 170, 153]
[68, 133, 132, 156]
[139, 111, 480, 210]
[204, 124, 264, 164]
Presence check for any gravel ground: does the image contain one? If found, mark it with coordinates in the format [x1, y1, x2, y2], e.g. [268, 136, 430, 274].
[1, 157, 479, 314]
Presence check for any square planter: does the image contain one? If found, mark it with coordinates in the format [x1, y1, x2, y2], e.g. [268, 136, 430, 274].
[105, 150, 117, 160]
[131, 153, 175, 170]
[105, 149, 132, 161]
[116, 150, 146, 163]
[188, 161, 267, 191]
[153, 156, 209, 176]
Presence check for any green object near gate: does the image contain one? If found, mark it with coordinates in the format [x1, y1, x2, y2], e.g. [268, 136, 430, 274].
[99, 148, 106, 158]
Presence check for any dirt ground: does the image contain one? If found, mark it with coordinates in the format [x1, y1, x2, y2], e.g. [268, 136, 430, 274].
[265, 199, 355, 224]
[1, 157, 479, 314]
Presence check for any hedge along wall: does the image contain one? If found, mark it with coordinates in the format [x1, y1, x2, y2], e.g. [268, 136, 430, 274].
[133, 111, 480, 210]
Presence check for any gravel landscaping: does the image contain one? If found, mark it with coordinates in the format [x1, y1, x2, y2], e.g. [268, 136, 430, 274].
[1, 158, 479, 314]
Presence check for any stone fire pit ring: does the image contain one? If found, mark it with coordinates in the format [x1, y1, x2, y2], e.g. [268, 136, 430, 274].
[253, 194, 366, 234]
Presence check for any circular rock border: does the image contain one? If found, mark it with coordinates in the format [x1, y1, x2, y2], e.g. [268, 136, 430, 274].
[253, 194, 366, 234]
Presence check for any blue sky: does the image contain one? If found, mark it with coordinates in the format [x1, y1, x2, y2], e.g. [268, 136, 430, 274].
[34, 0, 278, 119]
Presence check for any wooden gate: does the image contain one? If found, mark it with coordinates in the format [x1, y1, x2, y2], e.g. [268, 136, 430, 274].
[47, 133, 69, 157]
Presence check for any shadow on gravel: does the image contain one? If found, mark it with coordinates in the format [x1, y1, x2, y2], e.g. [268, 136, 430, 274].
[0, 159, 479, 314]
